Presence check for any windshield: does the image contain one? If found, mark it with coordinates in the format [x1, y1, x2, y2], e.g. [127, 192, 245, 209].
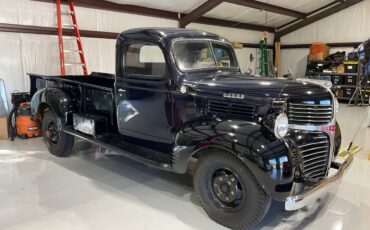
[172, 40, 239, 71]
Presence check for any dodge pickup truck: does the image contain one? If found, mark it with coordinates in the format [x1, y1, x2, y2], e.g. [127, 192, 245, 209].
[29, 28, 353, 229]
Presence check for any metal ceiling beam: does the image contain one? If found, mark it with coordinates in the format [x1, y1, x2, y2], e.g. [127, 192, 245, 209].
[195, 17, 275, 32]
[306, 0, 342, 16]
[225, 0, 306, 18]
[276, 1, 342, 31]
[0, 23, 271, 48]
[0, 23, 118, 39]
[180, 0, 224, 28]
[276, 18, 300, 31]
[33, 0, 274, 32]
[2, 23, 358, 49]
[35, 0, 179, 20]
[280, 42, 361, 49]
[241, 42, 273, 49]
[276, 0, 364, 38]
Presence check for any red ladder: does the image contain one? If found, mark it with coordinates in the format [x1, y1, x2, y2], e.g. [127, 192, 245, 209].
[56, 0, 88, 76]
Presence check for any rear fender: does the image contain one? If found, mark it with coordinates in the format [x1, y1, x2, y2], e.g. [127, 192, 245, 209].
[31, 88, 77, 129]
[172, 118, 296, 201]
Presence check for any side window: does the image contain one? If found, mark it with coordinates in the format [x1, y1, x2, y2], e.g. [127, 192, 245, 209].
[125, 43, 166, 77]
[212, 43, 237, 68]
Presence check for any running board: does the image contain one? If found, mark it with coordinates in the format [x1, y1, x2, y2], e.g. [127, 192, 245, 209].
[63, 128, 173, 171]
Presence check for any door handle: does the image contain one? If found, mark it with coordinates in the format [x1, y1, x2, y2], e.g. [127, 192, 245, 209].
[118, 88, 126, 93]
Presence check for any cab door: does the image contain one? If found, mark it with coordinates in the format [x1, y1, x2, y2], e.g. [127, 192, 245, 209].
[115, 42, 174, 144]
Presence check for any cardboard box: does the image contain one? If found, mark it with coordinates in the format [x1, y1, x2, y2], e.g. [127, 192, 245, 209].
[336, 89, 343, 98]
[336, 64, 345, 73]
[232, 42, 243, 49]
[0, 116, 9, 140]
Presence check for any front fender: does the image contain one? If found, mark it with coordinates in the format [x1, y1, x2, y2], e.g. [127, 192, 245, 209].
[172, 117, 296, 201]
[31, 88, 78, 129]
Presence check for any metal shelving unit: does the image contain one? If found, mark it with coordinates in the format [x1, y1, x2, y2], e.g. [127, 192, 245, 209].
[317, 72, 358, 76]
[306, 60, 369, 104]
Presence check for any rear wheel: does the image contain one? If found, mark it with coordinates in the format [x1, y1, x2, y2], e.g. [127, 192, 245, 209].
[42, 110, 74, 157]
[194, 149, 271, 230]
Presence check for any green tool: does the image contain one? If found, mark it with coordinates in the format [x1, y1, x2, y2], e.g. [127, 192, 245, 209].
[259, 37, 268, 76]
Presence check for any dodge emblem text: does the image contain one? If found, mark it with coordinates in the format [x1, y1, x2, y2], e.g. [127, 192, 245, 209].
[223, 93, 245, 99]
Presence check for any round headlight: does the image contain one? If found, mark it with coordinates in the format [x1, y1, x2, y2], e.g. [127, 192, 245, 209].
[274, 113, 289, 139]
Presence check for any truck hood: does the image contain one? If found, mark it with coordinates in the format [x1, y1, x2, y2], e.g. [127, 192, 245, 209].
[183, 72, 332, 99]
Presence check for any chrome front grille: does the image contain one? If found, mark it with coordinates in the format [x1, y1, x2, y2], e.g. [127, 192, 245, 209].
[288, 102, 333, 125]
[298, 132, 330, 180]
[208, 101, 255, 118]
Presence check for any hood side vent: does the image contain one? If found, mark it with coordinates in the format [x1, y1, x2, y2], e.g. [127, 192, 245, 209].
[208, 100, 255, 118]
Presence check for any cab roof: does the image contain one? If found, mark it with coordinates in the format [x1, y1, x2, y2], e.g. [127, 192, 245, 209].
[118, 27, 229, 44]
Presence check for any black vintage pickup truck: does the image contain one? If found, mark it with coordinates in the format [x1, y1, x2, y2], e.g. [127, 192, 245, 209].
[29, 28, 353, 229]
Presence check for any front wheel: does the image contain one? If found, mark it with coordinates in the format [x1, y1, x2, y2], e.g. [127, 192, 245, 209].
[42, 110, 74, 157]
[194, 149, 271, 230]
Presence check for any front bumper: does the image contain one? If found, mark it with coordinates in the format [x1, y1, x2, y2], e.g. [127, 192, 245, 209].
[285, 152, 353, 211]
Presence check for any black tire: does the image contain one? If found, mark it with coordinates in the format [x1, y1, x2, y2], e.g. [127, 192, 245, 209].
[42, 110, 74, 157]
[7, 107, 17, 141]
[194, 149, 271, 230]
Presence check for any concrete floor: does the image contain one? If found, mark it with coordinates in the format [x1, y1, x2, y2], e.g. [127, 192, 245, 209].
[0, 104, 369, 230]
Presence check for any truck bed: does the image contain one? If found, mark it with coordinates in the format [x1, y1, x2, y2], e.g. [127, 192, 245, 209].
[28, 72, 173, 165]
[29, 72, 116, 132]
[29, 72, 115, 95]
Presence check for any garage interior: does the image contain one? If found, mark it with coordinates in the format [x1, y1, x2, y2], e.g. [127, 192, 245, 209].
[0, 0, 369, 230]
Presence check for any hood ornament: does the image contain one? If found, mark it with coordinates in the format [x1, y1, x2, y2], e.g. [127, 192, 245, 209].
[223, 93, 245, 99]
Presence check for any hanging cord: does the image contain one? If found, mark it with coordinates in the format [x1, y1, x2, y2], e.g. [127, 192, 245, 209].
[347, 105, 370, 151]
[245, 53, 254, 74]
[265, 0, 268, 27]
